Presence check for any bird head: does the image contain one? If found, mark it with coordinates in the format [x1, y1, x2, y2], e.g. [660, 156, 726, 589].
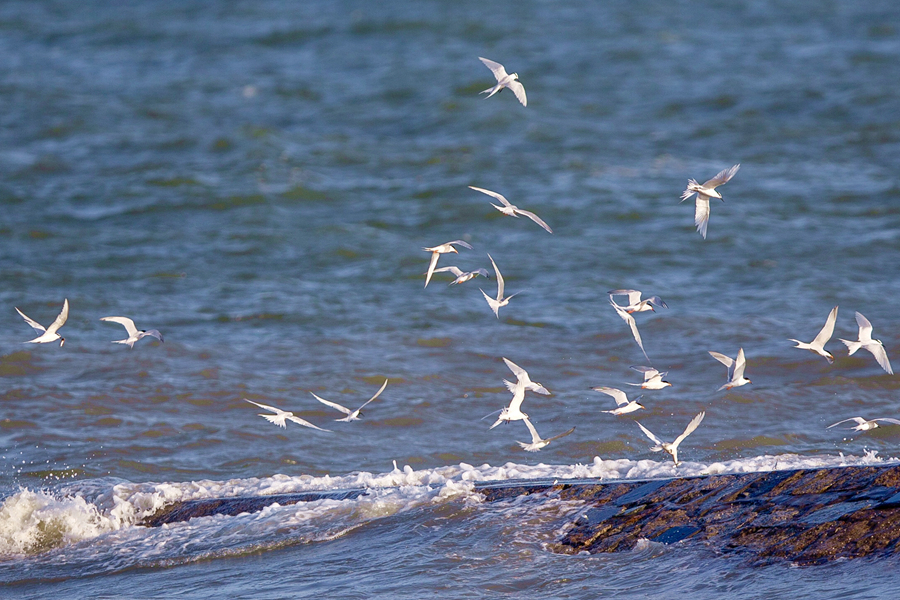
[662, 381, 672, 388]
[59, 337, 66, 348]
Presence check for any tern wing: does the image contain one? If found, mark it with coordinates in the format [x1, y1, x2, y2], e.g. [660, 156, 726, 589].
[672, 411, 705, 450]
[812, 306, 839, 347]
[708, 351, 734, 369]
[433, 265, 464, 277]
[514, 209, 551, 233]
[286, 415, 332, 432]
[702, 164, 740, 189]
[827, 417, 867, 429]
[15, 308, 46, 333]
[503, 379, 518, 394]
[468, 185, 511, 207]
[626, 314, 648, 362]
[873, 418, 900, 426]
[593, 386, 628, 406]
[445, 240, 473, 250]
[44, 298, 69, 335]
[611, 301, 649, 361]
[45, 298, 69, 335]
[310, 392, 352, 416]
[425, 252, 440, 288]
[478, 57, 508, 81]
[647, 296, 668, 309]
[144, 329, 164, 342]
[101, 316, 139, 337]
[356, 378, 388, 411]
[608, 289, 640, 305]
[545, 426, 576, 444]
[522, 417, 542, 444]
[865, 344, 893, 375]
[630, 366, 662, 381]
[502, 357, 526, 380]
[244, 399, 283, 414]
[694, 194, 711, 239]
[636, 422, 663, 447]
[855, 312, 874, 343]
[732, 348, 747, 381]
[507, 79, 527, 107]
[487, 254, 504, 299]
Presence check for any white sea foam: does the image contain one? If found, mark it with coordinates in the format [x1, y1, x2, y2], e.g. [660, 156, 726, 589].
[0, 451, 893, 559]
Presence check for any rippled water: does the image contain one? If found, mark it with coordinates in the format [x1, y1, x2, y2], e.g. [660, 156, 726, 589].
[2, 0, 900, 597]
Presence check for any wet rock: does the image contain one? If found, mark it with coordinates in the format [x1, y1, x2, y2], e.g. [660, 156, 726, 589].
[140, 488, 366, 527]
[480, 464, 900, 564]
[139, 464, 900, 564]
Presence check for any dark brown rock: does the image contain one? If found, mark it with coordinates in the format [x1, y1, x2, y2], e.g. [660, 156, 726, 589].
[139, 464, 900, 564]
[480, 464, 900, 564]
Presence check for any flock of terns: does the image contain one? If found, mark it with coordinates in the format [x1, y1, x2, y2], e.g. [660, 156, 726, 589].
[12, 57, 897, 469]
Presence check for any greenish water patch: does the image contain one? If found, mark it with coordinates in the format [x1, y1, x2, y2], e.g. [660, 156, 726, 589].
[417, 338, 452, 348]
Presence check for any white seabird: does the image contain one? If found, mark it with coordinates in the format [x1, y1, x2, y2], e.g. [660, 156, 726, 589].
[311, 378, 388, 422]
[468, 186, 552, 233]
[517, 418, 575, 452]
[636, 411, 706, 466]
[607, 289, 668, 313]
[100, 316, 164, 349]
[593, 386, 645, 415]
[679, 164, 740, 239]
[244, 399, 332, 432]
[624, 366, 672, 390]
[480, 254, 521, 318]
[16, 298, 69, 347]
[478, 57, 527, 106]
[827, 416, 900, 432]
[839, 311, 893, 375]
[789, 306, 838, 364]
[709, 348, 751, 391]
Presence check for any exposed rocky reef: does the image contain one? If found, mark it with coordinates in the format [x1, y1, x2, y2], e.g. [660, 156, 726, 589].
[480, 464, 900, 565]
[141, 464, 900, 564]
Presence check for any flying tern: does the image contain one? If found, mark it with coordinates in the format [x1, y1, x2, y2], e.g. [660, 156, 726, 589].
[432, 265, 490, 286]
[709, 348, 751, 390]
[592, 386, 645, 415]
[311, 378, 388, 422]
[423, 240, 473, 288]
[636, 411, 706, 466]
[478, 57, 527, 106]
[679, 164, 740, 239]
[839, 311, 893, 375]
[607, 289, 668, 313]
[827, 417, 900, 432]
[789, 306, 838, 364]
[481, 254, 521, 318]
[624, 366, 672, 390]
[517, 418, 575, 452]
[16, 298, 69, 347]
[244, 399, 332, 432]
[468, 186, 552, 233]
[100, 316, 164, 349]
